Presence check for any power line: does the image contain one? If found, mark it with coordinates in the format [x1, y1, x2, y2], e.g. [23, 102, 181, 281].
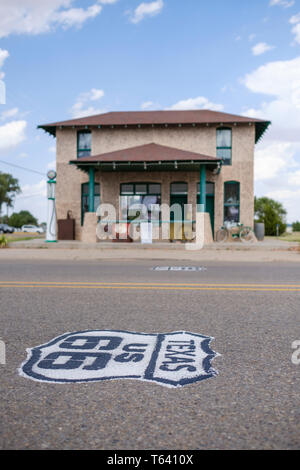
[0, 159, 45, 176]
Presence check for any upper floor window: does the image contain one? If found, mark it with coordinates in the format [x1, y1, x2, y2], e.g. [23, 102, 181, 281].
[217, 127, 232, 165]
[77, 130, 91, 158]
[224, 181, 240, 223]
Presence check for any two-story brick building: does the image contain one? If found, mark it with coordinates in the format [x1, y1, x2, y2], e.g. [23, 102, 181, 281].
[39, 110, 270, 243]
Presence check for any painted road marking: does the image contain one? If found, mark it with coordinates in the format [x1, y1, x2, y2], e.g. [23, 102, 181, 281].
[152, 266, 207, 271]
[1, 281, 300, 291]
[19, 330, 219, 388]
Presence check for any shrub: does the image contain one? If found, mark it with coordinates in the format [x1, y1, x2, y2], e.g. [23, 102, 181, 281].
[292, 221, 300, 232]
[0, 235, 8, 248]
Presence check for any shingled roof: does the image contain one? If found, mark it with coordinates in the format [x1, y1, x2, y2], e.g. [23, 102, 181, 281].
[38, 109, 271, 143]
[69, 143, 221, 164]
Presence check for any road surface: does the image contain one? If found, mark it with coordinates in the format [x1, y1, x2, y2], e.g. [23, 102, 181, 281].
[0, 259, 299, 449]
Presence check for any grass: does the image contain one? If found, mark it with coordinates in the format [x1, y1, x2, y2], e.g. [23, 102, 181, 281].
[279, 232, 300, 242]
[264, 232, 300, 242]
[6, 232, 45, 243]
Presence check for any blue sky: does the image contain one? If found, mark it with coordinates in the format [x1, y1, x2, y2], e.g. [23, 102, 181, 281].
[0, 0, 299, 223]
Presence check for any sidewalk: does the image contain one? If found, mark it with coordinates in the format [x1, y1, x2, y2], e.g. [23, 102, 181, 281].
[2, 238, 299, 262]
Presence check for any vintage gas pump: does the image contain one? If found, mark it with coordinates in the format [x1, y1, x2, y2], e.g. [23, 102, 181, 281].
[46, 170, 57, 242]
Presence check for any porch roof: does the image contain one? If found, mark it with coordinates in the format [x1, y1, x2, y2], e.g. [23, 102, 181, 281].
[69, 143, 222, 172]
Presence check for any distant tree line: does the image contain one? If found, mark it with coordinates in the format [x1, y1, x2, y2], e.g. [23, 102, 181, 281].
[0, 171, 41, 227]
[254, 197, 287, 236]
[292, 221, 300, 232]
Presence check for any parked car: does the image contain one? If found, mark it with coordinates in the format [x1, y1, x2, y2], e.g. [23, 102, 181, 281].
[21, 225, 44, 234]
[0, 223, 15, 234]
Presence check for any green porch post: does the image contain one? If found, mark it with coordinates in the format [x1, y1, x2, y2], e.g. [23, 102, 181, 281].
[89, 166, 95, 212]
[199, 164, 206, 212]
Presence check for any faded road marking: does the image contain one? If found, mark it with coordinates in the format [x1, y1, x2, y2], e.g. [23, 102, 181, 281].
[0, 281, 300, 292]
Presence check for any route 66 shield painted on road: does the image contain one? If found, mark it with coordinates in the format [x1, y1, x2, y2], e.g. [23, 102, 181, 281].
[19, 330, 219, 388]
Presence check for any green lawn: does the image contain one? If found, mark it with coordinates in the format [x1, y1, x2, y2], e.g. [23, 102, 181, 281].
[265, 232, 300, 242]
[6, 232, 45, 243]
[279, 232, 300, 242]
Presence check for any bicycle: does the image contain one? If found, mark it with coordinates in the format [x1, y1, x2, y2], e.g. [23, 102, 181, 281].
[216, 222, 255, 243]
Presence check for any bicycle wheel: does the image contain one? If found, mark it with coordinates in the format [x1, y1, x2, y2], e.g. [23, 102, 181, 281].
[216, 228, 228, 242]
[239, 226, 255, 243]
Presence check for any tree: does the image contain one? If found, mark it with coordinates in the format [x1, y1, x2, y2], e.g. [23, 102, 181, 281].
[8, 211, 38, 228]
[0, 172, 21, 220]
[292, 221, 300, 232]
[254, 197, 287, 236]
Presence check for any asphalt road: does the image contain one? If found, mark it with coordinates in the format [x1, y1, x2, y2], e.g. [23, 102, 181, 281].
[0, 259, 299, 450]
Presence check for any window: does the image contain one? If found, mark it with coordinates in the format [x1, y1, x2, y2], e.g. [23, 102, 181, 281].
[197, 182, 215, 195]
[120, 183, 161, 222]
[170, 182, 188, 195]
[224, 181, 240, 223]
[77, 131, 91, 158]
[217, 128, 232, 165]
[81, 183, 100, 225]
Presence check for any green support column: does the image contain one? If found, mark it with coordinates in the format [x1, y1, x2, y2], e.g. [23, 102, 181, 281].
[89, 166, 95, 212]
[199, 164, 206, 213]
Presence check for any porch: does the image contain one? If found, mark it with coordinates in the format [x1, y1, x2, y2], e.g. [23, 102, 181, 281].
[68, 143, 222, 244]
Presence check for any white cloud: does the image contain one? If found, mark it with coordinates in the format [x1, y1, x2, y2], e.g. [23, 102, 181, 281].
[243, 57, 300, 222]
[255, 141, 298, 181]
[0, 1, 119, 38]
[254, 141, 300, 222]
[252, 42, 275, 56]
[288, 169, 300, 185]
[269, 0, 295, 7]
[71, 88, 106, 118]
[130, 0, 163, 24]
[0, 108, 19, 121]
[13, 178, 47, 223]
[47, 160, 56, 170]
[21, 179, 47, 199]
[53, 3, 102, 29]
[167, 96, 224, 111]
[0, 120, 27, 151]
[290, 13, 300, 44]
[0, 49, 9, 68]
[141, 101, 154, 110]
[243, 56, 300, 141]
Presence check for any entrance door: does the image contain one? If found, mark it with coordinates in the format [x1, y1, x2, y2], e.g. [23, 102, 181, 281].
[197, 182, 215, 234]
[170, 183, 188, 240]
[81, 183, 100, 225]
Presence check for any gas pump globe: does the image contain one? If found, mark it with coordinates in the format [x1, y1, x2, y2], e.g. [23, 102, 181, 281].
[46, 170, 57, 242]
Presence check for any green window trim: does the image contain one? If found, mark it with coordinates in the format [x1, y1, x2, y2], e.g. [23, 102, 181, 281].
[197, 181, 215, 196]
[217, 127, 232, 166]
[120, 183, 162, 224]
[77, 130, 91, 158]
[120, 183, 161, 195]
[224, 181, 240, 223]
[81, 182, 100, 225]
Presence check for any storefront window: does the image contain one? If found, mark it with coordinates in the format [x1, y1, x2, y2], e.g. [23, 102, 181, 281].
[170, 183, 188, 195]
[120, 183, 161, 222]
[224, 181, 240, 223]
